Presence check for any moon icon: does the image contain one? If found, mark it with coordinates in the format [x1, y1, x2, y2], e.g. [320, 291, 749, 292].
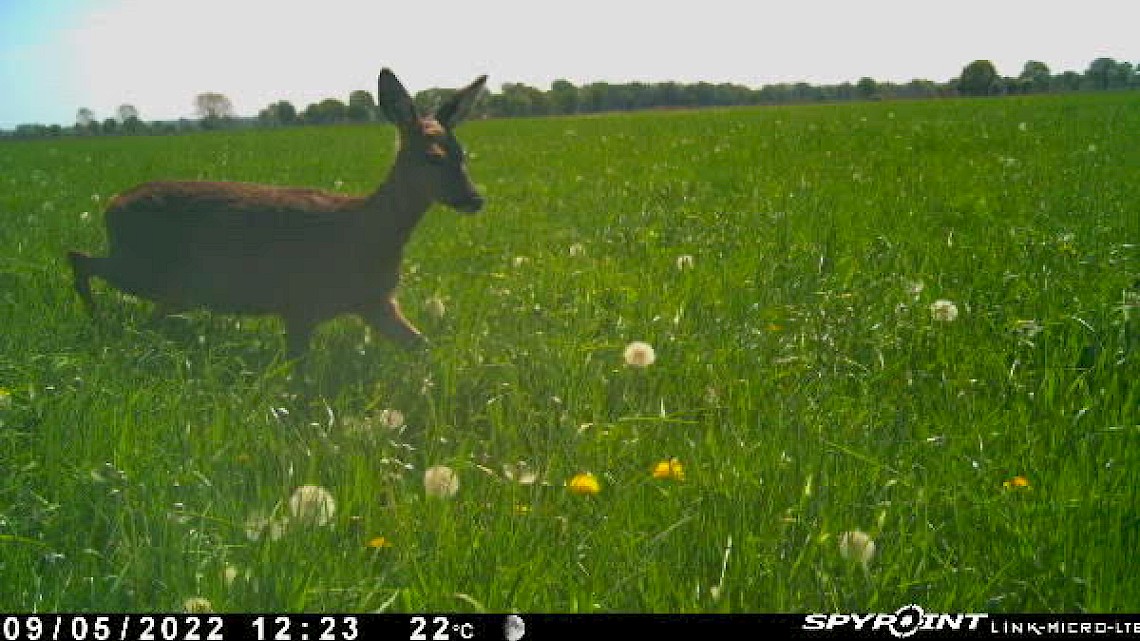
[504, 614, 526, 641]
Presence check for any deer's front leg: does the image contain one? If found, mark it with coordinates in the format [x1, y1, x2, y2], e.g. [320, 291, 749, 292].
[363, 297, 427, 348]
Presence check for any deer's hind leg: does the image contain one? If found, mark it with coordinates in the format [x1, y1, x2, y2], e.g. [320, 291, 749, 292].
[362, 297, 426, 348]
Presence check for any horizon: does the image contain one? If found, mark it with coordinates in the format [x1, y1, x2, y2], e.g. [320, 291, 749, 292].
[2, 0, 1138, 130]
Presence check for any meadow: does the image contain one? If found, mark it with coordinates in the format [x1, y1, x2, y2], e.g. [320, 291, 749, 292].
[0, 91, 1137, 613]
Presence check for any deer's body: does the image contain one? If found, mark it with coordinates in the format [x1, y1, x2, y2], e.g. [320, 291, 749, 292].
[67, 69, 488, 359]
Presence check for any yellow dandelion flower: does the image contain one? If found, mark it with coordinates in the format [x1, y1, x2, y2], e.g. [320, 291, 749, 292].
[567, 472, 601, 496]
[0, 387, 11, 410]
[513, 504, 532, 515]
[366, 536, 393, 549]
[1003, 475, 1031, 490]
[652, 458, 685, 481]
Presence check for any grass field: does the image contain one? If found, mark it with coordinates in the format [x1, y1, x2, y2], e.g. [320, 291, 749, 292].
[0, 92, 1137, 613]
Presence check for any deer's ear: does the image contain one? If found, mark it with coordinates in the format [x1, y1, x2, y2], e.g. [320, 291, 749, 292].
[435, 74, 488, 129]
[378, 69, 418, 128]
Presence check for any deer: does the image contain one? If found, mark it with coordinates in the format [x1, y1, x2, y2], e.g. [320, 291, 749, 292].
[66, 69, 488, 361]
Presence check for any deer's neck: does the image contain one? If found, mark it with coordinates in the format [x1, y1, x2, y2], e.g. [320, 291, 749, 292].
[365, 160, 434, 251]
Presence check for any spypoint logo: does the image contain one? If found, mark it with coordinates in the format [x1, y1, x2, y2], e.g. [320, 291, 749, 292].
[802, 604, 987, 638]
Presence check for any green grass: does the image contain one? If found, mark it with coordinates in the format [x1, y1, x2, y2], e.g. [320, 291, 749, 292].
[1, 92, 1138, 613]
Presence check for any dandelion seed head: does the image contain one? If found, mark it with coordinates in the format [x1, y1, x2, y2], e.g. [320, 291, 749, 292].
[244, 512, 289, 541]
[288, 485, 337, 527]
[623, 341, 656, 367]
[905, 279, 925, 297]
[930, 299, 959, 322]
[182, 597, 213, 613]
[424, 465, 460, 498]
[838, 530, 876, 567]
[377, 408, 405, 430]
[568, 243, 586, 257]
[676, 254, 695, 270]
[425, 296, 446, 320]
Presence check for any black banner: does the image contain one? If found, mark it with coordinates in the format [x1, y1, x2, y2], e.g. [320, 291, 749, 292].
[1, 613, 1138, 641]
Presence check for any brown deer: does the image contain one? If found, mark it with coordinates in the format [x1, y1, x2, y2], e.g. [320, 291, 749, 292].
[67, 69, 488, 360]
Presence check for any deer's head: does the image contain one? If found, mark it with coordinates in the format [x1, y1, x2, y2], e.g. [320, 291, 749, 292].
[379, 69, 487, 214]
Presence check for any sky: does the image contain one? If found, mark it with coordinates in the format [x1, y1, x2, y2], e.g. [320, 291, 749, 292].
[1, 0, 1138, 129]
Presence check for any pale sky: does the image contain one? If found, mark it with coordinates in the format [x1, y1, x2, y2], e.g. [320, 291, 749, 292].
[1, 0, 1138, 129]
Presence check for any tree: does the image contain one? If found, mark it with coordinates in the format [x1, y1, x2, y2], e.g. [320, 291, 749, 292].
[1084, 57, 1132, 90]
[302, 99, 347, 124]
[117, 104, 139, 122]
[195, 92, 235, 128]
[317, 98, 347, 123]
[76, 107, 98, 135]
[549, 79, 580, 114]
[115, 104, 144, 133]
[1052, 71, 1083, 92]
[102, 117, 118, 134]
[856, 77, 878, 99]
[347, 90, 376, 122]
[1018, 61, 1051, 93]
[259, 100, 297, 126]
[959, 60, 999, 96]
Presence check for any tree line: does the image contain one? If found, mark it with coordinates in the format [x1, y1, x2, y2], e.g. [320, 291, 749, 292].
[5, 57, 1137, 138]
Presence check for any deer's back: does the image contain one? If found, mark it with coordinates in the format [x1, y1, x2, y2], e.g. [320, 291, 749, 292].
[102, 181, 393, 314]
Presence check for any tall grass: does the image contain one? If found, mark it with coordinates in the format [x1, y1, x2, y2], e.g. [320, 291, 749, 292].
[0, 92, 1137, 612]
